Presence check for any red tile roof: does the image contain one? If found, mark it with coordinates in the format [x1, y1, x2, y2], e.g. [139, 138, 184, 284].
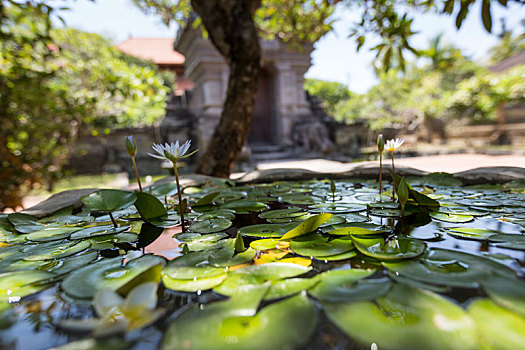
[116, 38, 185, 65]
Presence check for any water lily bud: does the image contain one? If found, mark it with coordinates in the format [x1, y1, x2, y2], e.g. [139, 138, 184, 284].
[125, 136, 137, 157]
[377, 134, 384, 153]
[397, 177, 410, 207]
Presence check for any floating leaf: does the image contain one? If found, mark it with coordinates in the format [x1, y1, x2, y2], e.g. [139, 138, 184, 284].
[280, 213, 333, 240]
[162, 293, 317, 350]
[134, 192, 168, 222]
[61, 255, 165, 299]
[324, 284, 479, 350]
[309, 269, 387, 303]
[482, 275, 525, 318]
[188, 218, 232, 233]
[221, 200, 269, 214]
[0, 270, 54, 302]
[290, 236, 354, 258]
[468, 299, 525, 349]
[27, 227, 80, 242]
[430, 212, 474, 223]
[352, 236, 425, 261]
[81, 190, 137, 212]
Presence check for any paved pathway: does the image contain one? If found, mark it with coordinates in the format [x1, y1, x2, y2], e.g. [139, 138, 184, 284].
[253, 154, 525, 174]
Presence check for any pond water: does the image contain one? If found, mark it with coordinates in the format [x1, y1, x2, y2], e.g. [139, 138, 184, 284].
[0, 175, 524, 349]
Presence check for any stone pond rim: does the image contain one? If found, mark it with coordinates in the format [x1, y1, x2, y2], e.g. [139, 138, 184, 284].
[20, 166, 525, 218]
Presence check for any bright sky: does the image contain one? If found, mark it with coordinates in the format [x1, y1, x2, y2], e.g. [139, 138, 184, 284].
[56, 0, 525, 94]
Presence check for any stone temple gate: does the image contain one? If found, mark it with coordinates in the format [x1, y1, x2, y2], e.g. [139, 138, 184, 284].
[174, 26, 319, 153]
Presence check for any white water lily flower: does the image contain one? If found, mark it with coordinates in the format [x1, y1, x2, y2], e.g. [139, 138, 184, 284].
[148, 140, 198, 162]
[385, 138, 404, 152]
[59, 282, 164, 337]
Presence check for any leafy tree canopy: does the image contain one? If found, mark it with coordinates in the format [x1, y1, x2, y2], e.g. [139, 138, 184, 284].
[304, 79, 352, 116]
[0, 2, 171, 209]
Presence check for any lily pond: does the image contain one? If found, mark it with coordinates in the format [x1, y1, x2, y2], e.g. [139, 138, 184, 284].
[1, 174, 525, 350]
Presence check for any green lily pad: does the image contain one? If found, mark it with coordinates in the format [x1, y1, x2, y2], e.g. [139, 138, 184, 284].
[134, 192, 168, 222]
[319, 250, 358, 261]
[61, 254, 165, 299]
[188, 218, 232, 233]
[258, 208, 307, 220]
[384, 248, 516, 289]
[8, 213, 44, 234]
[280, 213, 333, 240]
[482, 275, 525, 318]
[278, 193, 319, 205]
[444, 227, 499, 241]
[249, 239, 282, 250]
[214, 263, 311, 297]
[238, 223, 292, 238]
[221, 200, 269, 214]
[81, 189, 137, 212]
[149, 183, 180, 197]
[26, 227, 80, 242]
[290, 236, 354, 258]
[264, 276, 320, 300]
[352, 236, 425, 261]
[0, 270, 55, 302]
[309, 203, 366, 214]
[23, 240, 91, 261]
[70, 225, 130, 240]
[328, 226, 389, 236]
[309, 268, 389, 302]
[468, 299, 525, 350]
[324, 284, 479, 350]
[88, 232, 139, 250]
[162, 293, 317, 350]
[162, 265, 228, 292]
[430, 212, 474, 223]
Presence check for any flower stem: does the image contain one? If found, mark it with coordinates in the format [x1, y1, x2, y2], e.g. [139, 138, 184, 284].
[131, 156, 143, 192]
[109, 211, 118, 228]
[391, 151, 396, 201]
[379, 152, 383, 201]
[173, 161, 185, 233]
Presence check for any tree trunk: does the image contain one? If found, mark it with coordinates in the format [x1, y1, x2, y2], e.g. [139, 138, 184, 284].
[192, 0, 261, 177]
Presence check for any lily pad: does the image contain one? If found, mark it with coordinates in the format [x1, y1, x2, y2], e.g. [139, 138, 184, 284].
[324, 284, 479, 350]
[352, 236, 426, 261]
[309, 269, 389, 303]
[162, 293, 317, 350]
[238, 224, 292, 238]
[81, 190, 137, 212]
[23, 240, 91, 261]
[468, 299, 525, 350]
[188, 218, 232, 234]
[61, 254, 165, 299]
[280, 213, 333, 240]
[221, 200, 269, 214]
[162, 265, 228, 292]
[26, 227, 80, 242]
[290, 236, 355, 258]
[429, 211, 475, 223]
[482, 275, 525, 318]
[0, 270, 55, 302]
[309, 203, 366, 214]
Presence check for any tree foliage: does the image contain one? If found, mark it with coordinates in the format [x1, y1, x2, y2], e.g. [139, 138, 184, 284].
[304, 78, 352, 116]
[0, 3, 171, 210]
[334, 34, 525, 130]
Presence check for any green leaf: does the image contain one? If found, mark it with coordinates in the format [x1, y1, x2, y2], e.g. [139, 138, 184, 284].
[481, 0, 492, 32]
[194, 192, 220, 206]
[352, 236, 426, 261]
[81, 190, 137, 212]
[0, 271, 55, 303]
[134, 192, 167, 221]
[482, 275, 525, 318]
[188, 218, 232, 234]
[61, 255, 165, 299]
[325, 284, 478, 350]
[234, 232, 244, 253]
[280, 213, 333, 240]
[309, 269, 389, 302]
[468, 299, 525, 349]
[137, 223, 164, 249]
[162, 293, 317, 350]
